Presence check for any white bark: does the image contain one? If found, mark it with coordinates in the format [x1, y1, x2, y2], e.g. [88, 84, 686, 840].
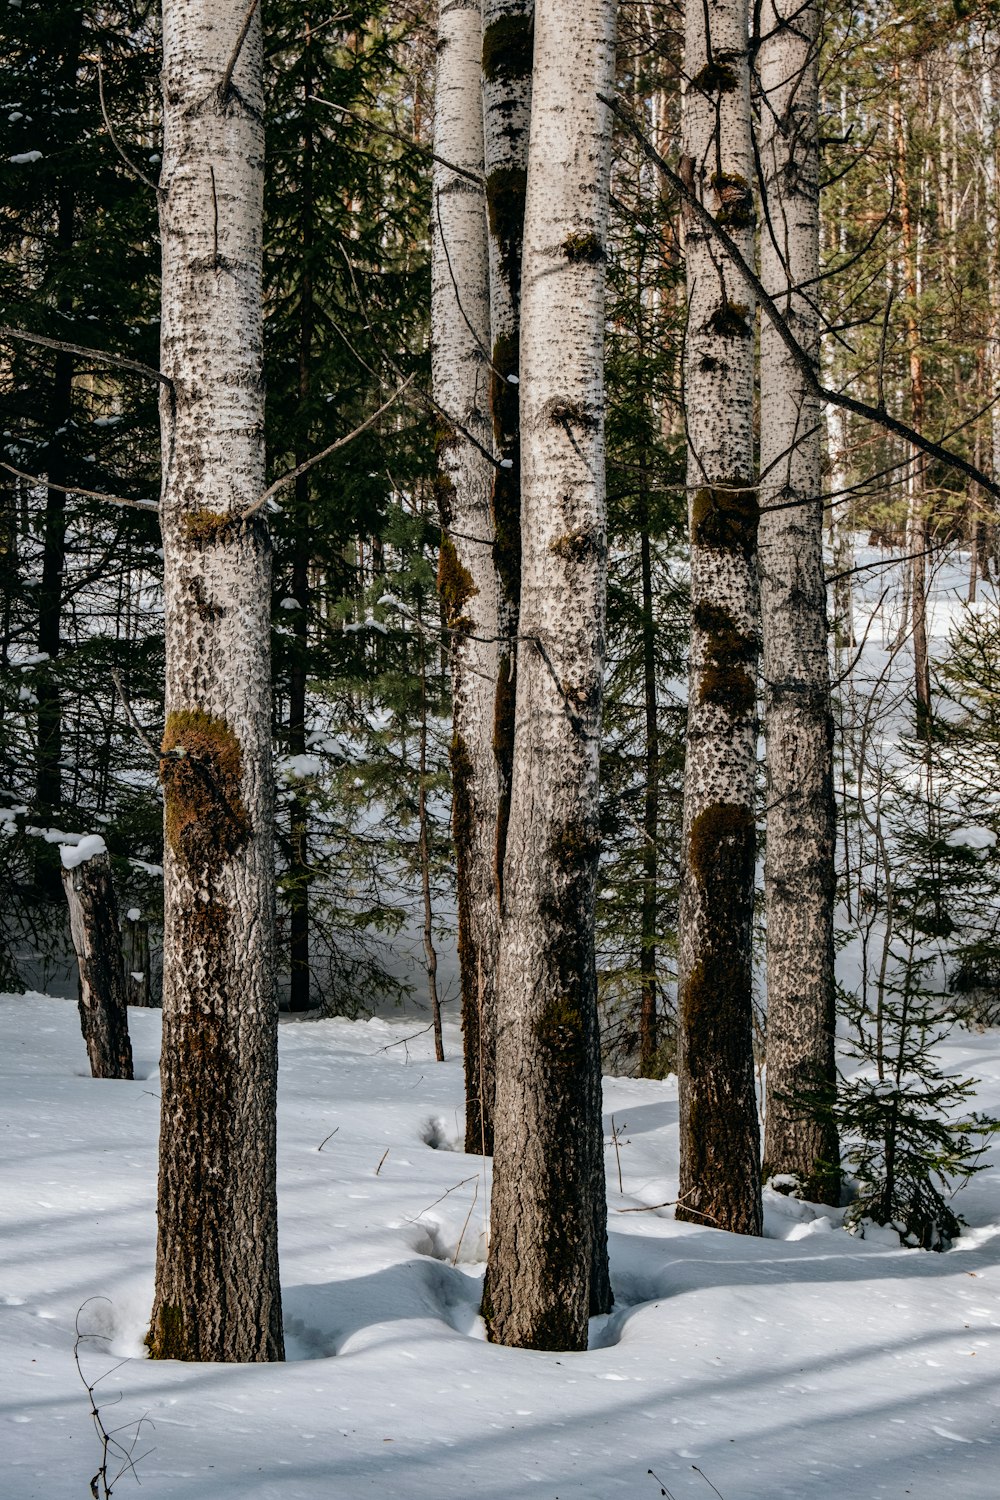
[675, 0, 762, 1235]
[149, 0, 283, 1363]
[484, 0, 616, 1350]
[758, 0, 839, 1201]
[432, 0, 502, 1153]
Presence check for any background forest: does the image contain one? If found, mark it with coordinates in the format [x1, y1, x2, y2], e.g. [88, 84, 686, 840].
[4, 0, 1000, 1082]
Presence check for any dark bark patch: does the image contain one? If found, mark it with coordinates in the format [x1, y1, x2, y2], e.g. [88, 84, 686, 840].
[550, 529, 599, 563]
[546, 399, 598, 431]
[486, 166, 528, 298]
[691, 59, 738, 94]
[562, 232, 604, 264]
[694, 601, 757, 714]
[482, 12, 534, 84]
[700, 664, 755, 714]
[493, 652, 516, 906]
[706, 299, 751, 339]
[691, 482, 758, 558]
[711, 172, 754, 229]
[146, 1302, 188, 1360]
[161, 709, 252, 876]
[437, 536, 478, 630]
[490, 333, 522, 612]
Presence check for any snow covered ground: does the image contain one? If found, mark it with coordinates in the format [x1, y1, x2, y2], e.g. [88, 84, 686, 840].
[2, 992, 999, 1500]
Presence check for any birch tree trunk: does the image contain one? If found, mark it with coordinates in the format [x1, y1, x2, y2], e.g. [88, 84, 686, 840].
[63, 848, 134, 1081]
[758, 0, 840, 1204]
[675, 0, 762, 1236]
[433, 0, 502, 1154]
[148, 0, 284, 1364]
[484, 0, 615, 1350]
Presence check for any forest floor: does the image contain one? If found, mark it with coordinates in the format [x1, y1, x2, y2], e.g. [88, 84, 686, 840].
[1, 991, 998, 1500]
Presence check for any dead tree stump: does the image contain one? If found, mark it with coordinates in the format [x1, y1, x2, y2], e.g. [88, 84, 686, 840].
[123, 910, 152, 1007]
[62, 845, 134, 1080]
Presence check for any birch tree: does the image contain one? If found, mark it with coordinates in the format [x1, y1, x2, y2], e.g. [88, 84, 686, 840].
[758, 0, 840, 1201]
[432, 0, 502, 1153]
[148, 0, 284, 1363]
[484, 0, 615, 1350]
[675, 0, 761, 1235]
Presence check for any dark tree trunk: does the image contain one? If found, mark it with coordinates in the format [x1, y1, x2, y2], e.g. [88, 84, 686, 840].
[63, 850, 134, 1080]
[123, 912, 152, 1008]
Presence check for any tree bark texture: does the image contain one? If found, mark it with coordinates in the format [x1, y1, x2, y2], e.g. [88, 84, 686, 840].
[433, 0, 502, 1154]
[758, 0, 840, 1204]
[482, 0, 532, 932]
[63, 850, 134, 1081]
[149, 0, 284, 1364]
[123, 913, 152, 1008]
[675, 0, 762, 1236]
[484, 0, 616, 1350]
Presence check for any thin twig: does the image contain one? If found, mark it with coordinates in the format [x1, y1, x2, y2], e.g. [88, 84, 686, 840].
[246, 376, 415, 516]
[311, 96, 484, 185]
[219, 0, 260, 101]
[317, 1126, 340, 1152]
[110, 669, 163, 762]
[404, 1175, 479, 1222]
[0, 325, 169, 387]
[451, 1177, 480, 1265]
[375, 1147, 390, 1175]
[97, 58, 160, 193]
[616, 1195, 720, 1225]
[0, 461, 158, 513]
[691, 1466, 727, 1500]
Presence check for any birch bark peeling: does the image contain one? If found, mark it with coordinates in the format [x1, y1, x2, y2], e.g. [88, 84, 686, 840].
[148, 0, 283, 1364]
[758, 0, 840, 1203]
[433, 0, 502, 1154]
[676, 0, 762, 1236]
[484, 0, 615, 1350]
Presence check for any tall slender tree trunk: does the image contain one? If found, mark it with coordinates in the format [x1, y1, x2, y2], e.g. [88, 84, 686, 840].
[148, 0, 284, 1364]
[432, 0, 502, 1154]
[484, 0, 615, 1350]
[758, 0, 840, 1204]
[893, 60, 931, 735]
[675, 0, 762, 1236]
[482, 0, 531, 1112]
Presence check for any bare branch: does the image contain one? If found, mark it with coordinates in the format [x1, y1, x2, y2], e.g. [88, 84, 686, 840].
[0, 326, 169, 387]
[110, 669, 163, 763]
[312, 96, 485, 186]
[245, 375, 415, 517]
[97, 58, 160, 193]
[220, 0, 260, 101]
[0, 460, 158, 513]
